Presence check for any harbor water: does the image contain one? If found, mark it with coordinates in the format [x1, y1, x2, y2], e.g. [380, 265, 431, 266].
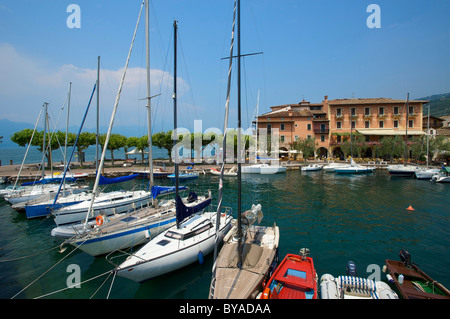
[0, 168, 449, 299]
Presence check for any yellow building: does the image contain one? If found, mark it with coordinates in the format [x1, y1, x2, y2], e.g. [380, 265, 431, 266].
[256, 95, 429, 159]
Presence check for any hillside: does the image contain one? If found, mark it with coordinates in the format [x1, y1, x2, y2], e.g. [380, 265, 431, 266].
[417, 93, 450, 117]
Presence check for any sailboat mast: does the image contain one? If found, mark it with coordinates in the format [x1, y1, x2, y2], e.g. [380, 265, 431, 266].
[405, 92, 409, 161]
[146, 0, 154, 185]
[96, 56, 100, 173]
[174, 19, 180, 228]
[42, 102, 48, 180]
[236, 0, 243, 268]
[426, 103, 430, 168]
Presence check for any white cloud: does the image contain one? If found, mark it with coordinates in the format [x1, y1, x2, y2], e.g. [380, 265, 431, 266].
[0, 43, 190, 132]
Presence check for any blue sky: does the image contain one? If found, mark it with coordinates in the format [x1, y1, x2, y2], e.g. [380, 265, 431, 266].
[0, 0, 449, 137]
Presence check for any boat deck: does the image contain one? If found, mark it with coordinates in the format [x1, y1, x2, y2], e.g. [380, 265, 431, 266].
[211, 224, 279, 299]
[385, 259, 450, 299]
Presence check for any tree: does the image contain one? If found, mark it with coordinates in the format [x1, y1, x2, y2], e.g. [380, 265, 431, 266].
[292, 137, 316, 158]
[152, 131, 173, 161]
[76, 132, 96, 166]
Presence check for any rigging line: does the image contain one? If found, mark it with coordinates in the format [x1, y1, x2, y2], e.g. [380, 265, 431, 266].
[34, 269, 114, 299]
[176, 30, 199, 123]
[10, 239, 86, 299]
[90, 269, 114, 299]
[106, 270, 117, 299]
[0, 244, 60, 263]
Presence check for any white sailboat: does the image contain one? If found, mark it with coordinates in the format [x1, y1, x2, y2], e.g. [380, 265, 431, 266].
[115, 19, 231, 282]
[209, 0, 280, 299]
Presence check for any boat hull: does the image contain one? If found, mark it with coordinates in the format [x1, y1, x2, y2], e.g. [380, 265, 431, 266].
[116, 213, 232, 283]
[52, 191, 152, 226]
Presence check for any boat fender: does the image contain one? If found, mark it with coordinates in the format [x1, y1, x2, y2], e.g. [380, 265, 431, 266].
[198, 250, 204, 265]
[260, 287, 270, 299]
[320, 274, 339, 299]
[386, 274, 394, 283]
[144, 229, 151, 239]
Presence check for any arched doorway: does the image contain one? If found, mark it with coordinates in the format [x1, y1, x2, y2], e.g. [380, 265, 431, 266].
[316, 147, 328, 159]
[332, 146, 344, 160]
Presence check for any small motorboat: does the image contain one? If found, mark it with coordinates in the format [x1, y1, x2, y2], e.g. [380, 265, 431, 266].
[320, 261, 398, 299]
[259, 248, 318, 299]
[168, 171, 199, 181]
[431, 167, 450, 183]
[210, 166, 237, 177]
[415, 167, 440, 179]
[384, 250, 450, 299]
[387, 164, 420, 177]
[301, 164, 322, 172]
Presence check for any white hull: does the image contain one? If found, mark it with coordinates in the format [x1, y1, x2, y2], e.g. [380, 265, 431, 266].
[210, 167, 237, 176]
[241, 164, 286, 174]
[320, 274, 398, 299]
[52, 190, 152, 226]
[116, 212, 232, 282]
[301, 164, 322, 171]
[5, 184, 82, 205]
[415, 168, 440, 179]
[69, 212, 176, 256]
[387, 164, 419, 177]
[323, 163, 350, 172]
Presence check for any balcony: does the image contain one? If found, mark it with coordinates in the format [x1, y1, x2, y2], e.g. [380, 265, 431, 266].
[314, 128, 329, 134]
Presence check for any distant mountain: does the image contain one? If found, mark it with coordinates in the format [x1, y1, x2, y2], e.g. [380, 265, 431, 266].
[417, 93, 450, 117]
[0, 118, 38, 147]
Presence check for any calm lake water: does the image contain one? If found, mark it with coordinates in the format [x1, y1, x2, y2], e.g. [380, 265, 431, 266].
[0, 169, 449, 300]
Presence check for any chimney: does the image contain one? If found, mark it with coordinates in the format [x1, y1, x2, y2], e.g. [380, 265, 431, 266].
[324, 95, 328, 102]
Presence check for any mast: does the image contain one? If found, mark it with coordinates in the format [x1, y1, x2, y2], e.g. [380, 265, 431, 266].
[174, 19, 180, 229]
[426, 103, 430, 168]
[405, 93, 409, 162]
[83, 1, 144, 227]
[42, 102, 48, 180]
[236, 0, 243, 268]
[64, 82, 72, 194]
[146, 0, 154, 185]
[96, 56, 100, 173]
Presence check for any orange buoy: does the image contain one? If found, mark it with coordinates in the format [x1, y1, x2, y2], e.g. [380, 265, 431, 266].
[406, 205, 415, 211]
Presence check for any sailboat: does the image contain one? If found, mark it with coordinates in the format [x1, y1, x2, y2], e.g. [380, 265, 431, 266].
[387, 93, 420, 177]
[114, 19, 231, 282]
[209, 0, 280, 299]
[415, 103, 439, 179]
[59, 4, 212, 255]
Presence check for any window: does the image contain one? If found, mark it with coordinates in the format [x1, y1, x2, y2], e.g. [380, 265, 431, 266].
[294, 124, 298, 127]
[321, 135, 325, 142]
[394, 120, 398, 128]
[393, 106, 399, 115]
[280, 123, 285, 131]
[351, 121, 356, 129]
[267, 124, 271, 130]
[409, 120, 414, 128]
[307, 123, 311, 130]
[379, 120, 384, 128]
[351, 108, 356, 116]
[295, 135, 299, 141]
[337, 121, 342, 129]
[365, 121, 370, 128]
[408, 106, 414, 115]
[365, 107, 370, 116]
[307, 135, 312, 139]
[337, 135, 342, 143]
[336, 108, 342, 116]
[379, 107, 384, 116]
[280, 135, 285, 142]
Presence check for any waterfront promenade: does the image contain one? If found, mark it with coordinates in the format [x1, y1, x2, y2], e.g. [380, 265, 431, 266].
[0, 159, 393, 183]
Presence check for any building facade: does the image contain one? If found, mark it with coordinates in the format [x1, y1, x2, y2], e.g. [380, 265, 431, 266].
[256, 95, 429, 159]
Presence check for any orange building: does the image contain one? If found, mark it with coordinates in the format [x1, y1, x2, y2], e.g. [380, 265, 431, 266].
[256, 95, 428, 159]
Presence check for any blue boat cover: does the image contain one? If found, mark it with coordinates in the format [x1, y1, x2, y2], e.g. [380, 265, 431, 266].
[99, 174, 138, 185]
[175, 193, 212, 225]
[150, 185, 187, 199]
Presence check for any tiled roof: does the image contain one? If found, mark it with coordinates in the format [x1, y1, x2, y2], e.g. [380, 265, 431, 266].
[327, 98, 428, 105]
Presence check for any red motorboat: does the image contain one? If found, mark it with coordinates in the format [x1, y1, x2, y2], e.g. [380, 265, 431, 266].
[260, 248, 318, 299]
